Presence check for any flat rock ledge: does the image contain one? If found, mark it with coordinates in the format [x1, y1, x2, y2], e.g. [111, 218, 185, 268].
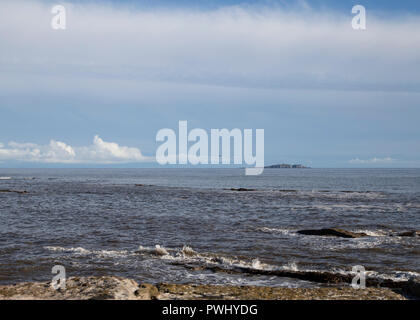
[296, 228, 367, 238]
[296, 228, 420, 238]
[0, 276, 410, 300]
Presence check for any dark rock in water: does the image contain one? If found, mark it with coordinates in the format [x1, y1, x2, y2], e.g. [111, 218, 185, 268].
[265, 164, 310, 169]
[397, 231, 419, 237]
[296, 228, 367, 238]
[0, 189, 28, 194]
[403, 279, 420, 298]
[193, 263, 413, 293]
[229, 188, 256, 192]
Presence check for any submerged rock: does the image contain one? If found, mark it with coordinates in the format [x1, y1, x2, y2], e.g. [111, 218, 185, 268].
[397, 231, 420, 237]
[229, 188, 256, 192]
[296, 228, 367, 238]
[403, 279, 420, 298]
[0, 189, 28, 194]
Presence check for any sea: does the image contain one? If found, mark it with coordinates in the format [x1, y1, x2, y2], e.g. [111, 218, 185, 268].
[0, 168, 419, 287]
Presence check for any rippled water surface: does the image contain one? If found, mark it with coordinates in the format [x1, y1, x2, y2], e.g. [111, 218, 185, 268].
[0, 168, 419, 287]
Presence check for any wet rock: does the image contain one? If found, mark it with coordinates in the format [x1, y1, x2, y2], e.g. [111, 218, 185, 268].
[397, 231, 420, 237]
[296, 228, 367, 238]
[0, 276, 408, 300]
[155, 283, 405, 300]
[402, 279, 420, 298]
[135, 283, 159, 299]
[188, 263, 411, 292]
[0, 189, 28, 194]
[229, 188, 256, 192]
[0, 276, 139, 300]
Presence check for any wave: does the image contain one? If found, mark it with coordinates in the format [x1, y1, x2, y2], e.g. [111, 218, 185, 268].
[223, 187, 387, 200]
[44, 246, 131, 258]
[45, 246, 91, 254]
[350, 229, 388, 237]
[44, 244, 420, 285]
[136, 244, 170, 256]
[256, 227, 296, 236]
[331, 267, 420, 283]
[0, 177, 11, 180]
[133, 244, 276, 272]
[279, 261, 299, 272]
[257, 226, 414, 240]
[257, 227, 387, 238]
[272, 189, 387, 200]
[287, 203, 398, 213]
[134, 244, 420, 283]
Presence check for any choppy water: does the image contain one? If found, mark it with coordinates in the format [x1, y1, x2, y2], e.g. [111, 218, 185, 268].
[0, 168, 419, 287]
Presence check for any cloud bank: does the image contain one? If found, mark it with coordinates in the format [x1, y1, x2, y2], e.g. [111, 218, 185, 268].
[1, 0, 419, 92]
[0, 136, 150, 163]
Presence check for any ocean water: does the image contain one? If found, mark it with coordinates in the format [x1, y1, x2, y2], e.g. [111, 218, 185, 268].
[0, 168, 419, 287]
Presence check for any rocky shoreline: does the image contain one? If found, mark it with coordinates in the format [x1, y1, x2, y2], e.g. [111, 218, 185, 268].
[0, 276, 416, 300]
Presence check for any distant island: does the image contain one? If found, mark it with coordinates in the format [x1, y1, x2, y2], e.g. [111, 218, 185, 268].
[265, 164, 310, 168]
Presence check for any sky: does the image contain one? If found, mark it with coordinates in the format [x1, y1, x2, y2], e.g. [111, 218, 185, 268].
[0, 0, 419, 168]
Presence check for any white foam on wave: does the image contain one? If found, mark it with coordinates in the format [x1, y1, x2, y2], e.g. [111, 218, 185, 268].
[45, 246, 91, 255]
[135, 244, 277, 272]
[0, 177, 11, 180]
[332, 267, 420, 282]
[370, 270, 420, 282]
[45, 244, 419, 285]
[44, 246, 132, 258]
[95, 249, 130, 258]
[351, 229, 388, 237]
[280, 261, 299, 272]
[182, 245, 197, 256]
[257, 227, 296, 236]
[332, 234, 407, 251]
[251, 259, 263, 269]
[155, 244, 169, 256]
[137, 244, 171, 256]
[258, 227, 391, 239]
[389, 271, 420, 281]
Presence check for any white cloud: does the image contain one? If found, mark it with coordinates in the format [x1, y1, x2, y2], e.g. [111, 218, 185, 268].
[349, 157, 395, 164]
[0, 135, 151, 163]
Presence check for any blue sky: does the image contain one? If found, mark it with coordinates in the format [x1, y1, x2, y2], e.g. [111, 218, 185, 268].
[0, 0, 420, 168]
[39, 0, 420, 12]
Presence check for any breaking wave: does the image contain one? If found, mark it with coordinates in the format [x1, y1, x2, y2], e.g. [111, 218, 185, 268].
[256, 227, 296, 236]
[44, 246, 131, 258]
[44, 244, 420, 284]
